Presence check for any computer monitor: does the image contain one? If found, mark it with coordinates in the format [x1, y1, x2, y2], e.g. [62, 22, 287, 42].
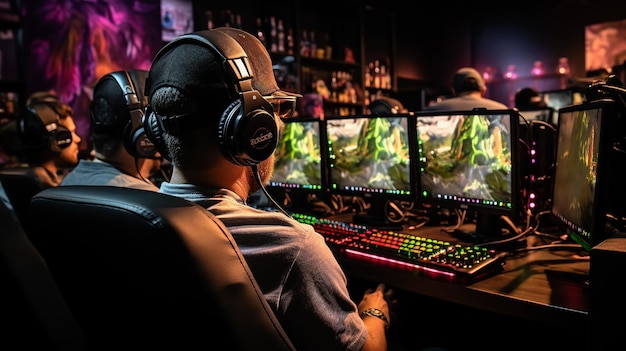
[161, 0, 194, 42]
[415, 109, 522, 240]
[516, 117, 557, 214]
[517, 107, 554, 124]
[266, 117, 326, 213]
[325, 114, 414, 228]
[540, 89, 584, 125]
[550, 99, 626, 251]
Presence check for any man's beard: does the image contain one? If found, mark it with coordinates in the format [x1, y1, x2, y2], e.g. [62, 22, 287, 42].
[246, 157, 274, 194]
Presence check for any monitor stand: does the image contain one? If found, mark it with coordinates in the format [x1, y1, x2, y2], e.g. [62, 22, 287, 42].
[474, 212, 505, 241]
[352, 200, 405, 231]
[451, 212, 507, 244]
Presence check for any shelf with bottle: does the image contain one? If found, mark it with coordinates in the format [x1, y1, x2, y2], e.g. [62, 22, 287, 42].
[300, 65, 365, 117]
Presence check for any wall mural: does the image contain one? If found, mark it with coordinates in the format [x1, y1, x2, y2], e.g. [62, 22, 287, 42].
[22, 0, 162, 153]
[585, 18, 626, 73]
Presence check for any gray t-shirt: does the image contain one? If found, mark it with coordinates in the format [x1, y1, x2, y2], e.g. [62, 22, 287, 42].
[159, 182, 368, 351]
[0, 181, 16, 219]
[424, 94, 509, 111]
[60, 159, 158, 191]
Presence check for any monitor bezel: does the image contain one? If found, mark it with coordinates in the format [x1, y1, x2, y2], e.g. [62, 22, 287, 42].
[324, 113, 416, 203]
[265, 116, 328, 210]
[517, 107, 555, 126]
[550, 98, 626, 250]
[414, 109, 523, 222]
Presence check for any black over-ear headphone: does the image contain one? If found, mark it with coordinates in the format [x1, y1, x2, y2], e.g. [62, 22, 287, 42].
[92, 70, 157, 158]
[93, 70, 156, 159]
[143, 29, 277, 166]
[19, 97, 72, 152]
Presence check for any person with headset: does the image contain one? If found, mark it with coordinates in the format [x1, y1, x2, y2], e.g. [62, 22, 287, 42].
[143, 27, 395, 351]
[13, 91, 82, 187]
[60, 69, 161, 190]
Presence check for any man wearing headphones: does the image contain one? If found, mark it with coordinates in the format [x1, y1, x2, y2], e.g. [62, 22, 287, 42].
[13, 91, 82, 187]
[60, 69, 160, 190]
[144, 27, 394, 351]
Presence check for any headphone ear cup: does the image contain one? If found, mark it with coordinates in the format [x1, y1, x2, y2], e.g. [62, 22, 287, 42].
[50, 125, 72, 152]
[20, 106, 72, 152]
[143, 108, 169, 161]
[19, 107, 49, 149]
[123, 109, 156, 158]
[217, 100, 278, 166]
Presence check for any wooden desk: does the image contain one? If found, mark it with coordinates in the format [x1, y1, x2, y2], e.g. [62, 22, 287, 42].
[330, 217, 590, 332]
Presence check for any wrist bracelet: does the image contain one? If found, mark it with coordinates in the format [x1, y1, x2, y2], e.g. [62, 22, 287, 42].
[359, 308, 389, 329]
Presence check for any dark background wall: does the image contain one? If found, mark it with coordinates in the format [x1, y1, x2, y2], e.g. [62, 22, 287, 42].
[390, 0, 626, 101]
[186, 0, 626, 109]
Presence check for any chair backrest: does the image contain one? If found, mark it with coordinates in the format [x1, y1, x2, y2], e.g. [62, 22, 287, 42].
[28, 186, 296, 351]
[0, 193, 86, 350]
[0, 172, 45, 228]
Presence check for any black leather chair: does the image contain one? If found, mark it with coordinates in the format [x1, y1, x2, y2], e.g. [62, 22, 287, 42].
[28, 186, 296, 351]
[0, 171, 45, 228]
[0, 195, 86, 350]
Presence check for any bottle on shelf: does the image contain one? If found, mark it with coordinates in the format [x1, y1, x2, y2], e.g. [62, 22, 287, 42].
[205, 11, 214, 30]
[256, 17, 266, 48]
[323, 32, 332, 60]
[373, 60, 381, 89]
[309, 31, 317, 59]
[300, 30, 310, 57]
[365, 62, 373, 88]
[287, 27, 294, 55]
[277, 19, 285, 52]
[269, 16, 277, 52]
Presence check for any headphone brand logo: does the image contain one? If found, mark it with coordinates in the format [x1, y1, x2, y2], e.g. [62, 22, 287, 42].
[250, 128, 274, 148]
[56, 138, 72, 146]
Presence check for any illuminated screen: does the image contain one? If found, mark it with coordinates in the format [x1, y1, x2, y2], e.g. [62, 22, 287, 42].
[269, 117, 324, 191]
[416, 109, 520, 239]
[161, 0, 194, 42]
[550, 100, 625, 250]
[518, 108, 554, 124]
[266, 117, 325, 213]
[325, 114, 413, 228]
[541, 89, 584, 125]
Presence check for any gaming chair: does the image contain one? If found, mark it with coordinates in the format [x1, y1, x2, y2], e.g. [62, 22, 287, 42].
[27, 186, 296, 351]
[0, 193, 86, 350]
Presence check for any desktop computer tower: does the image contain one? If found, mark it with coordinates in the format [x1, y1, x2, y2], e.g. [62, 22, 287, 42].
[517, 119, 556, 214]
[589, 235, 626, 350]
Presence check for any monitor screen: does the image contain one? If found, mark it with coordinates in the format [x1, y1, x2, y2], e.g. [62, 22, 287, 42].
[325, 114, 414, 228]
[517, 108, 554, 124]
[266, 117, 326, 213]
[551, 99, 626, 251]
[161, 0, 194, 42]
[540, 89, 584, 125]
[415, 109, 522, 240]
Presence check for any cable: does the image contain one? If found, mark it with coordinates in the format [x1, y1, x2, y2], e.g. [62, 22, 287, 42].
[441, 208, 465, 233]
[251, 164, 290, 217]
[511, 243, 586, 254]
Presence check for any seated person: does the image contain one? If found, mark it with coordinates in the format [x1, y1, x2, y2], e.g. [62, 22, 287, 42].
[12, 91, 82, 188]
[424, 67, 509, 111]
[146, 27, 395, 351]
[514, 87, 547, 110]
[60, 70, 160, 190]
[368, 96, 408, 114]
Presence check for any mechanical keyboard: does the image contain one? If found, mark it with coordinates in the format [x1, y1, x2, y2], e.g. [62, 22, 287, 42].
[292, 213, 507, 284]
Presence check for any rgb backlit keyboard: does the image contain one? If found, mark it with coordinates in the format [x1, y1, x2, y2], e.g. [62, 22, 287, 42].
[292, 213, 507, 283]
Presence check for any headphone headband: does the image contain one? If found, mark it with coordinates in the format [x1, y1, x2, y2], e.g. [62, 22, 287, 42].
[143, 29, 277, 166]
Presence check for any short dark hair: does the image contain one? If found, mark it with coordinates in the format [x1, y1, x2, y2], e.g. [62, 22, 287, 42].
[458, 77, 482, 93]
[90, 97, 124, 158]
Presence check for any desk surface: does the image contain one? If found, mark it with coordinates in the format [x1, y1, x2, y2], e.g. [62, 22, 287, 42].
[331, 214, 590, 331]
